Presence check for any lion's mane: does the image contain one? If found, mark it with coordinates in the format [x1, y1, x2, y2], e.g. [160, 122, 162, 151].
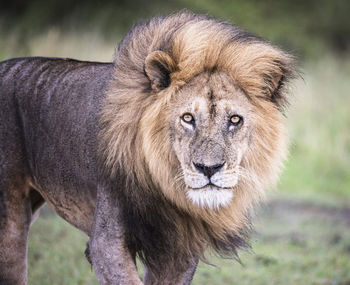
[98, 11, 295, 271]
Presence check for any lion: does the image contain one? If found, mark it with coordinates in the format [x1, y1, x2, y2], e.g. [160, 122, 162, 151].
[0, 11, 295, 285]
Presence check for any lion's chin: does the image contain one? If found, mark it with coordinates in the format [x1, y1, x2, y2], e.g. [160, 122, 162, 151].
[186, 185, 234, 210]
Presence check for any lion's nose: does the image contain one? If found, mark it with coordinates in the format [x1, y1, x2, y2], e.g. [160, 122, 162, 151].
[193, 162, 225, 178]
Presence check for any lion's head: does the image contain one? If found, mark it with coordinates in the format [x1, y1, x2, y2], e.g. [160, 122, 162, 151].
[99, 11, 295, 263]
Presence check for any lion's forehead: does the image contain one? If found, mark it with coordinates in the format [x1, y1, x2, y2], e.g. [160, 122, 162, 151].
[176, 71, 251, 112]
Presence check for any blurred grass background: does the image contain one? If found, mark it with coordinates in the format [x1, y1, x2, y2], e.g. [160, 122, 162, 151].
[1, 0, 349, 284]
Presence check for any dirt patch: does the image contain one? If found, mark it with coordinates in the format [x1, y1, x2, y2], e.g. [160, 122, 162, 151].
[254, 198, 350, 248]
[264, 198, 350, 225]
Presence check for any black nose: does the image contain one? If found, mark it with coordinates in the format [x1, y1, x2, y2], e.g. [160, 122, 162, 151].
[193, 162, 225, 178]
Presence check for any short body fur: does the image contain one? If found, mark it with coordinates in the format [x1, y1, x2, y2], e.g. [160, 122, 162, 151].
[0, 11, 295, 285]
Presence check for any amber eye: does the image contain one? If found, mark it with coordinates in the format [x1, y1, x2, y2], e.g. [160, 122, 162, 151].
[181, 113, 194, 124]
[230, 115, 242, 126]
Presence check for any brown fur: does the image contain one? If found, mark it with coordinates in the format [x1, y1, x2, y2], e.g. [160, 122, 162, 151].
[99, 11, 295, 270]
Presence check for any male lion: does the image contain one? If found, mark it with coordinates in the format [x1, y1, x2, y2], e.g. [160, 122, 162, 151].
[0, 11, 295, 285]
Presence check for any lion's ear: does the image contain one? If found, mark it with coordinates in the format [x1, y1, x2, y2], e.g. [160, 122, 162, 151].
[266, 64, 294, 109]
[223, 43, 295, 110]
[257, 52, 296, 110]
[145, 51, 176, 92]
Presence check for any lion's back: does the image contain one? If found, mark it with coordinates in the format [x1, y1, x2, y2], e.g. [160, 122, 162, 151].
[0, 56, 114, 176]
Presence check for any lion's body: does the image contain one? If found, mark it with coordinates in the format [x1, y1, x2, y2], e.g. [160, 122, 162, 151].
[0, 57, 113, 232]
[0, 12, 295, 285]
[0, 58, 115, 283]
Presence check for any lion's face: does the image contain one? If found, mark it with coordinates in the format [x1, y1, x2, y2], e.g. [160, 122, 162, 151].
[169, 71, 254, 209]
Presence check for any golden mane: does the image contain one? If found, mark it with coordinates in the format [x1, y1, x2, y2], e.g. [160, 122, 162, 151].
[98, 11, 295, 269]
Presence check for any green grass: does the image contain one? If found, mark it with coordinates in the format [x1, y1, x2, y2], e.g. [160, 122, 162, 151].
[278, 56, 350, 205]
[28, 200, 350, 285]
[194, 202, 350, 285]
[28, 214, 96, 285]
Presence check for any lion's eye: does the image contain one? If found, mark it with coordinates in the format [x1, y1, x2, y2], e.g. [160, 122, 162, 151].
[181, 113, 195, 124]
[230, 115, 242, 126]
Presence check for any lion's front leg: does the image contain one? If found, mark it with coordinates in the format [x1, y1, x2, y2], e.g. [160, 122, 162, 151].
[0, 177, 33, 285]
[89, 184, 143, 285]
[143, 257, 199, 285]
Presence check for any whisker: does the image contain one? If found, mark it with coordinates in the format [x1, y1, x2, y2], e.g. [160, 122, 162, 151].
[171, 169, 185, 189]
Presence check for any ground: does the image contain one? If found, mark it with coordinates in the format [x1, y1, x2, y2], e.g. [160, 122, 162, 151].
[28, 197, 350, 285]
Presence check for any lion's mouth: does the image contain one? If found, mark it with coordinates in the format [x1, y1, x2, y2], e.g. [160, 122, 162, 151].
[183, 170, 239, 191]
[190, 182, 232, 190]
